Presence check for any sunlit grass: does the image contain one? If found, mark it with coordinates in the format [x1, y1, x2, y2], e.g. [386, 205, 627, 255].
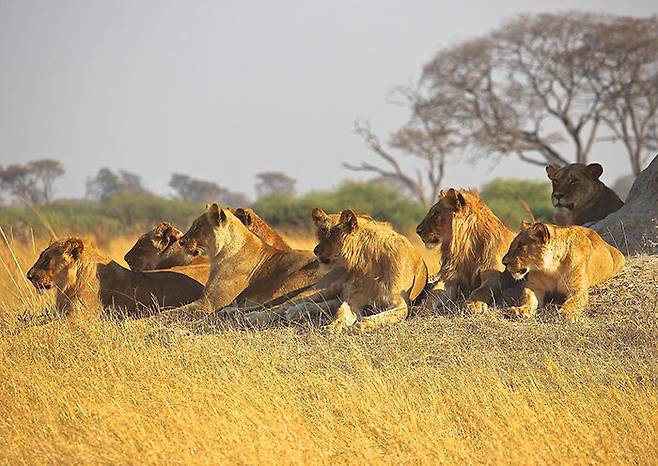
[0, 232, 656, 464]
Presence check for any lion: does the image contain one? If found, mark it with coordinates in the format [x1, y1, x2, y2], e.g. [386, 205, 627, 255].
[159, 204, 326, 321]
[26, 238, 204, 319]
[125, 210, 290, 274]
[240, 208, 393, 326]
[502, 221, 625, 322]
[546, 163, 624, 226]
[311, 209, 428, 332]
[416, 188, 518, 312]
[231, 207, 291, 251]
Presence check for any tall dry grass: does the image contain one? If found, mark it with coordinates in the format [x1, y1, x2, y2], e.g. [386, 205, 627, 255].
[0, 231, 657, 464]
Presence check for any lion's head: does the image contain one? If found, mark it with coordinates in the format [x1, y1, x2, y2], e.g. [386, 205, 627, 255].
[179, 204, 248, 258]
[232, 207, 290, 250]
[312, 208, 383, 243]
[124, 222, 184, 271]
[27, 238, 85, 291]
[416, 188, 474, 249]
[502, 222, 551, 280]
[313, 209, 359, 266]
[546, 163, 604, 212]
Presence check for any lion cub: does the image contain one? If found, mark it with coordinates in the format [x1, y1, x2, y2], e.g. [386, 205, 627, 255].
[502, 222, 625, 322]
[313, 209, 428, 332]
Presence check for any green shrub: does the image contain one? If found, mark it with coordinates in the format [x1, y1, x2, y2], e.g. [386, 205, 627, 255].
[252, 181, 426, 231]
[480, 178, 553, 228]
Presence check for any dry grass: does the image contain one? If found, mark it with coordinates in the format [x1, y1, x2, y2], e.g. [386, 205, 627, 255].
[1, 232, 657, 465]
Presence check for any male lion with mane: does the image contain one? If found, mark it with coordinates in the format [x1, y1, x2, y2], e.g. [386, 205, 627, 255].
[502, 221, 625, 322]
[313, 209, 428, 332]
[416, 188, 517, 312]
[27, 238, 203, 319]
[159, 204, 325, 322]
[546, 163, 623, 226]
[242, 208, 400, 326]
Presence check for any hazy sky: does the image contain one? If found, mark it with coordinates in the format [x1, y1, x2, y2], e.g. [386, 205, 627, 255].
[1, 0, 656, 201]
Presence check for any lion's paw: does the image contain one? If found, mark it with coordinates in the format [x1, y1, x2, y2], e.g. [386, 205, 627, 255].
[466, 300, 488, 314]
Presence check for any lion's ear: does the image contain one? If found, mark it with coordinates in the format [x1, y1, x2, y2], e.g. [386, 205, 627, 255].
[340, 209, 358, 231]
[445, 188, 465, 210]
[206, 203, 227, 226]
[546, 165, 559, 180]
[586, 163, 603, 180]
[64, 238, 84, 260]
[234, 208, 253, 227]
[529, 223, 550, 243]
[519, 219, 532, 230]
[311, 208, 328, 226]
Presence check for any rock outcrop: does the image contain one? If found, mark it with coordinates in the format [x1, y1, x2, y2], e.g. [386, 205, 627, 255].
[593, 154, 658, 256]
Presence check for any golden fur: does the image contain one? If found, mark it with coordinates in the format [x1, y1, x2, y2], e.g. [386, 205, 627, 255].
[232, 207, 291, 250]
[312, 209, 428, 332]
[26, 238, 204, 319]
[416, 188, 517, 311]
[502, 222, 625, 322]
[124, 209, 289, 276]
[546, 163, 624, 226]
[242, 208, 395, 326]
[159, 204, 325, 322]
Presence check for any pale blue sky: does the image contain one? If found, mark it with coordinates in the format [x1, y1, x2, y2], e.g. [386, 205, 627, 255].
[1, 0, 656, 201]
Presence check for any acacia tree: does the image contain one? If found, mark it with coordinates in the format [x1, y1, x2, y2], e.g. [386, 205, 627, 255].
[0, 159, 65, 204]
[347, 87, 460, 206]
[255, 172, 296, 198]
[86, 168, 149, 201]
[418, 12, 658, 173]
[170, 173, 249, 206]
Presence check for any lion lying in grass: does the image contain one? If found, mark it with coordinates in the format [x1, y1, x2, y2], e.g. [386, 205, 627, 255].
[159, 204, 325, 321]
[416, 188, 518, 312]
[502, 222, 625, 322]
[26, 238, 204, 319]
[241, 208, 394, 326]
[124, 209, 290, 280]
[312, 209, 428, 332]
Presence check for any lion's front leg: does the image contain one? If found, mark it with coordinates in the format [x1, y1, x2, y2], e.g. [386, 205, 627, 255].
[466, 270, 502, 313]
[284, 298, 341, 322]
[326, 301, 358, 333]
[507, 286, 543, 319]
[558, 288, 588, 323]
[352, 297, 408, 333]
[156, 299, 212, 324]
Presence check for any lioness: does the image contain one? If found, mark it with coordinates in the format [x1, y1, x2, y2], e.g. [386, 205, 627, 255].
[27, 238, 204, 319]
[124, 209, 290, 274]
[416, 188, 517, 312]
[502, 222, 625, 322]
[160, 204, 325, 321]
[313, 209, 428, 332]
[546, 163, 623, 226]
[124, 222, 207, 272]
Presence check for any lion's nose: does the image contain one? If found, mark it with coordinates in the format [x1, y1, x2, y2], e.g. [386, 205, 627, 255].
[415, 225, 423, 236]
[553, 193, 562, 200]
[179, 237, 187, 247]
[313, 245, 321, 257]
[502, 256, 511, 266]
[26, 270, 35, 281]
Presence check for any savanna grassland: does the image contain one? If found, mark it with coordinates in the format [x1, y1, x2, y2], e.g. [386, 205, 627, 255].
[0, 232, 657, 465]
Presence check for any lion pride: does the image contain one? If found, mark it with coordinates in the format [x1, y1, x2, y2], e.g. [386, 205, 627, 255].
[159, 204, 326, 322]
[546, 163, 623, 226]
[312, 209, 428, 332]
[416, 188, 517, 312]
[26, 238, 203, 319]
[502, 222, 625, 322]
